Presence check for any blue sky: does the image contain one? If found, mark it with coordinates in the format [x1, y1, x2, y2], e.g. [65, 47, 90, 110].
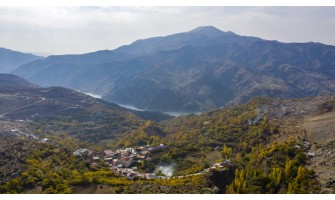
[0, 7, 335, 56]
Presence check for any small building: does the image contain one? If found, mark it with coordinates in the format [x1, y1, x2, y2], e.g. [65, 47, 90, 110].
[111, 166, 118, 172]
[93, 156, 100, 161]
[104, 150, 114, 157]
[118, 157, 133, 168]
[140, 150, 149, 155]
[104, 157, 113, 162]
[126, 173, 136, 180]
[136, 174, 146, 179]
[308, 152, 316, 157]
[221, 160, 232, 167]
[73, 148, 89, 156]
[87, 150, 94, 156]
[137, 155, 146, 159]
[145, 174, 158, 180]
[112, 159, 119, 165]
[41, 138, 49, 143]
[214, 163, 223, 168]
[113, 152, 121, 159]
[135, 148, 142, 153]
[125, 148, 135, 154]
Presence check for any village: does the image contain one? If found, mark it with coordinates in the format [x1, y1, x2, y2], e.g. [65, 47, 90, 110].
[73, 144, 233, 181]
[0, 126, 233, 181]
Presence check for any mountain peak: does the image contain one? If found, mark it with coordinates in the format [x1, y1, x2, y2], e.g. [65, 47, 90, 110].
[192, 26, 221, 31]
[190, 25, 221, 32]
[188, 26, 236, 37]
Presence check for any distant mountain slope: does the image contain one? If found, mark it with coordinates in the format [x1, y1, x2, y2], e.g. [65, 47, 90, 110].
[0, 47, 43, 73]
[13, 26, 335, 112]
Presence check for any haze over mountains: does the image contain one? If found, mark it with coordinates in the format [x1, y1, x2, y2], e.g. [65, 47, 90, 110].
[11, 26, 335, 112]
[0, 48, 43, 73]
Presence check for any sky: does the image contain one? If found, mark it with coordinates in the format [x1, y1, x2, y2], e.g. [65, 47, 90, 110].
[1, 6, 335, 56]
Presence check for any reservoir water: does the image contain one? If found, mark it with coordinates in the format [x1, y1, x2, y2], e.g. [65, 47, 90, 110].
[83, 92, 201, 117]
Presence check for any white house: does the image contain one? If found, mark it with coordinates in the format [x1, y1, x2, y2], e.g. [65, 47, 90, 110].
[126, 173, 136, 180]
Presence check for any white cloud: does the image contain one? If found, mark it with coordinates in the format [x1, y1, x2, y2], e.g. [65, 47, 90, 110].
[0, 7, 335, 55]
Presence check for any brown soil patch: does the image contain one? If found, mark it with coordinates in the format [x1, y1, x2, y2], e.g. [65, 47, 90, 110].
[304, 111, 335, 145]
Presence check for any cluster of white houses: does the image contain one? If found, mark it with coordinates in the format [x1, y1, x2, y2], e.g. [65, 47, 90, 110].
[73, 144, 232, 180]
[73, 144, 168, 180]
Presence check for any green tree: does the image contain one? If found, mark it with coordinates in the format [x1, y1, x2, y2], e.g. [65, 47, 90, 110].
[222, 144, 233, 160]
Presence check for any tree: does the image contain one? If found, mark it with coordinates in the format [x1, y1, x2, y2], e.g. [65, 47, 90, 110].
[228, 169, 248, 194]
[285, 160, 294, 180]
[222, 144, 233, 160]
[269, 167, 283, 193]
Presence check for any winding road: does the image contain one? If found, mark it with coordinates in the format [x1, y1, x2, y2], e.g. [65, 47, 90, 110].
[0, 97, 46, 118]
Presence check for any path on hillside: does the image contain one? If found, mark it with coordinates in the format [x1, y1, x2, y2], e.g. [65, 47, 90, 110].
[0, 97, 46, 118]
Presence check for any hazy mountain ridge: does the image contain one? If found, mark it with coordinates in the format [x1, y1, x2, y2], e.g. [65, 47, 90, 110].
[12, 26, 335, 112]
[0, 48, 43, 73]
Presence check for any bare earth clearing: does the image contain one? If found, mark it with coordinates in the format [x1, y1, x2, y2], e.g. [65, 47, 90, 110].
[303, 111, 335, 193]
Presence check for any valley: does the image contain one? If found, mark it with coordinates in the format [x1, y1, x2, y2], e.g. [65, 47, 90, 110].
[1, 74, 334, 193]
[1, 23, 335, 194]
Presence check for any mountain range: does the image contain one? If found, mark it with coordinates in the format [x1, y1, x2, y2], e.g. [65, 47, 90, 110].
[11, 26, 335, 112]
[0, 48, 42, 73]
